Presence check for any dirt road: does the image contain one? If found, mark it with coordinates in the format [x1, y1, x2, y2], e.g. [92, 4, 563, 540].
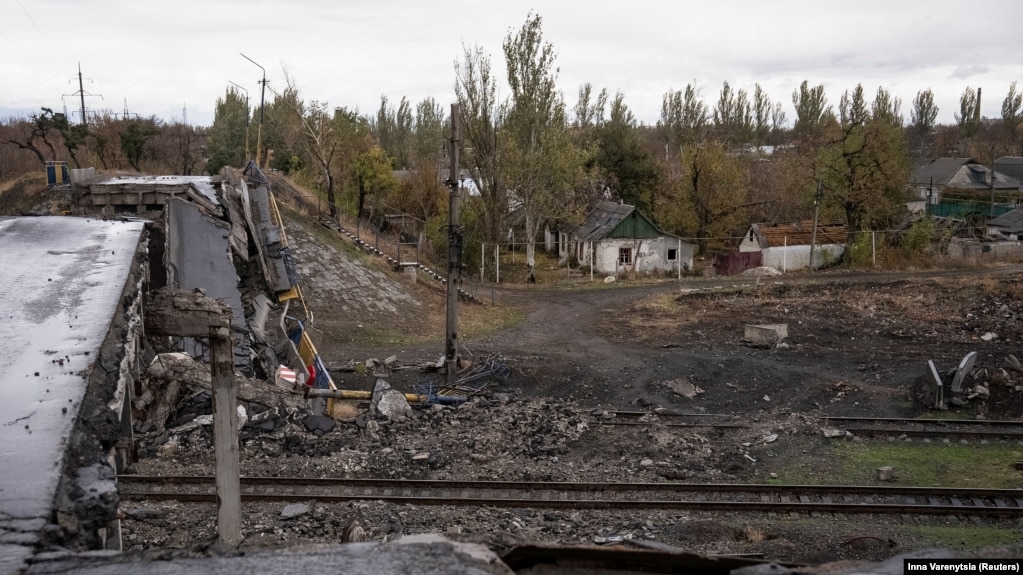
[348, 265, 1023, 420]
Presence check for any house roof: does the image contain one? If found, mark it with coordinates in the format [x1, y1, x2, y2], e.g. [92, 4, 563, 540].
[994, 157, 1023, 183]
[986, 206, 1023, 233]
[910, 157, 1021, 190]
[749, 221, 848, 248]
[572, 201, 634, 242]
[910, 158, 974, 185]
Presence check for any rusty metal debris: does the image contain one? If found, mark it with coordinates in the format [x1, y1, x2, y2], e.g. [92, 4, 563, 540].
[413, 353, 509, 403]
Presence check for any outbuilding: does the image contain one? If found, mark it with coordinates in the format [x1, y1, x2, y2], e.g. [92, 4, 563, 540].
[738, 220, 848, 271]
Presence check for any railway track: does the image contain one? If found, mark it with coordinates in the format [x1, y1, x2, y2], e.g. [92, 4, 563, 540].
[600, 411, 1023, 439]
[118, 476, 1023, 517]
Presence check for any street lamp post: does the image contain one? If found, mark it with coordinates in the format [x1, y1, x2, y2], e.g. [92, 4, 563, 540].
[241, 53, 267, 170]
[228, 81, 250, 162]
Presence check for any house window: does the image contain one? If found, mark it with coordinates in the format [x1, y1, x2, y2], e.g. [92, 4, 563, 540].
[618, 247, 632, 265]
[667, 248, 677, 261]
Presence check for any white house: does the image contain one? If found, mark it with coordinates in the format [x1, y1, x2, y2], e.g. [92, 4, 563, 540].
[570, 201, 694, 275]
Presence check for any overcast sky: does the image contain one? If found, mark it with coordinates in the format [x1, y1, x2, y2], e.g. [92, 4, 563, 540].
[2, 0, 1021, 129]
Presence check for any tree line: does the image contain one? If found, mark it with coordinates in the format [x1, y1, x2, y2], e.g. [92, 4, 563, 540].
[3, 12, 1021, 262]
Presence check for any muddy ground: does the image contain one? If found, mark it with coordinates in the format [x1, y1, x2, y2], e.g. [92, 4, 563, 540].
[127, 261, 1023, 564]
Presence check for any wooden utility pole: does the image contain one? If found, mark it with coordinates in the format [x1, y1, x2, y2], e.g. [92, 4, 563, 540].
[445, 104, 462, 384]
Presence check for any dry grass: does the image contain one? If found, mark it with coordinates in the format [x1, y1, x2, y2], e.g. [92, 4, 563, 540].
[736, 525, 770, 543]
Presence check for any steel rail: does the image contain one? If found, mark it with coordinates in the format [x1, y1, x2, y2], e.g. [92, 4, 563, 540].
[119, 475, 1023, 517]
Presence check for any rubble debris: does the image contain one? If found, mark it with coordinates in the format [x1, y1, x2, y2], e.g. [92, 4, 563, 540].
[980, 332, 997, 341]
[274, 365, 298, 388]
[140, 352, 305, 433]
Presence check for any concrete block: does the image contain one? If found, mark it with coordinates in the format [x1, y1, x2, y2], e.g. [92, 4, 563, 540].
[744, 324, 788, 346]
[878, 466, 894, 481]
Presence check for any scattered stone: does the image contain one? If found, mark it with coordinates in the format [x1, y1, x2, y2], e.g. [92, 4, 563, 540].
[663, 379, 703, 399]
[822, 427, 848, 439]
[603, 276, 616, 283]
[981, 332, 997, 341]
[1006, 354, 1023, 374]
[972, 385, 990, 399]
[341, 520, 368, 542]
[639, 458, 654, 467]
[371, 379, 412, 421]
[236, 405, 248, 431]
[280, 503, 310, 520]
[302, 414, 336, 436]
[761, 434, 778, 444]
[412, 452, 431, 461]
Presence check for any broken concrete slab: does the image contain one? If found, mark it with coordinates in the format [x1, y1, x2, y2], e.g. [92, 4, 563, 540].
[927, 360, 944, 409]
[744, 324, 788, 347]
[165, 198, 251, 372]
[950, 351, 977, 393]
[145, 289, 231, 337]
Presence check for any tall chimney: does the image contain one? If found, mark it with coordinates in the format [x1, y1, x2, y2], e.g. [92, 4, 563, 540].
[976, 87, 982, 122]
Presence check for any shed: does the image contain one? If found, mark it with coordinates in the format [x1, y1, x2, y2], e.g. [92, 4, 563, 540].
[985, 207, 1023, 240]
[570, 201, 693, 275]
[738, 220, 848, 271]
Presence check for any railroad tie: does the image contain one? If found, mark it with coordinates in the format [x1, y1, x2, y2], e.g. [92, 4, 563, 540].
[762, 494, 776, 518]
